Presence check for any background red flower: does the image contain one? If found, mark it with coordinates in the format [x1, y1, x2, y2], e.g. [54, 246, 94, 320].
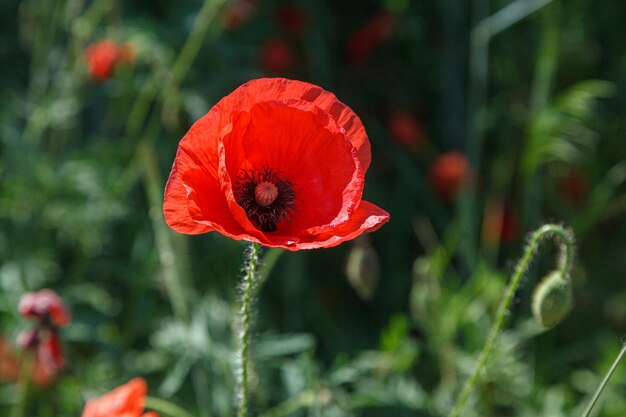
[84, 40, 134, 82]
[82, 377, 158, 417]
[259, 39, 295, 74]
[429, 151, 472, 202]
[164, 78, 389, 250]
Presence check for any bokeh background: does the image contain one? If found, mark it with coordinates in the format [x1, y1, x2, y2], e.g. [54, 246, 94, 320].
[1, 0, 625, 416]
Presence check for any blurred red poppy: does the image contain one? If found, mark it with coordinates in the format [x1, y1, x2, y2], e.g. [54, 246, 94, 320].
[429, 151, 472, 202]
[164, 78, 389, 250]
[346, 11, 396, 65]
[18, 289, 71, 327]
[84, 40, 135, 81]
[482, 201, 521, 244]
[221, 0, 257, 30]
[260, 39, 295, 74]
[560, 169, 589, 205]
[388, 111, 426, 150]
[275, 6, 309, 36]
[82, 378, 158, 417]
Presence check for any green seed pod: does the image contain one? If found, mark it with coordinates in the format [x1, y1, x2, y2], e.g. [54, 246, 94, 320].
[532, 271, 573, 328]
[345, 241, 379, 300]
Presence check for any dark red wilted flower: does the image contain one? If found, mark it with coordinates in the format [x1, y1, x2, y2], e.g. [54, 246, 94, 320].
[164, 78, 390, 251]
[260, 39, 295, 74]
[82, 377, 158, 417]
[482, 201, 521, 244]
[16, 328, 66, 386]
[388, 111, 426, 150]
[84, 40, 135, 81]
[429, 151, 471, 202]
[275, 6, 309, 36]
[19, 289, 71, 327]
[36, 331, 65, 377]
[346, 11, 396, 65]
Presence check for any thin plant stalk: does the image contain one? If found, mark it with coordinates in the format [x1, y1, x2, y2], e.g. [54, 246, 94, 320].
[581, 343, 626, 417]
[238, 242, 261, 417]
[447, 224, 575, 417]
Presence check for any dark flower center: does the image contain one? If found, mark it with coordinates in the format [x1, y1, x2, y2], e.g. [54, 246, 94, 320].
[233, 166, 296, 232]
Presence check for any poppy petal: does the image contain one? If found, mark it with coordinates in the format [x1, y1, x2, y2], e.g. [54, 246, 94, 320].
[211, 78, 370, 170]
[163, 152, 214, 235]
[219, 99, 364, 240]
[82, 377, 147, 417]
[292, 200, 390, 250]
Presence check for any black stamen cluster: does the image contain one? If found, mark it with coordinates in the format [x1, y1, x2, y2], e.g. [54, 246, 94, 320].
[233, 165, 297, 232]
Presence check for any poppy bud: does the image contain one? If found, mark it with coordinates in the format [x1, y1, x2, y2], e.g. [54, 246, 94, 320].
[345, 238, 379, 300]
[532, 271, 573, 328]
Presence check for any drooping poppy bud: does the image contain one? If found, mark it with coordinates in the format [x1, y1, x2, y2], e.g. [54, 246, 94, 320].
[345, 237, 379, 300]
[532, 271, 573, 328]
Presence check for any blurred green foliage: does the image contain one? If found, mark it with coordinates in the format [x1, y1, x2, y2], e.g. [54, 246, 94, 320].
[1, 0, 625, 416]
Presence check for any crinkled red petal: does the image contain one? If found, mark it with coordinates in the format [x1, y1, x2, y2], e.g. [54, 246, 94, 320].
[211, 78, 370, 170]
[259, 200, 389, 251]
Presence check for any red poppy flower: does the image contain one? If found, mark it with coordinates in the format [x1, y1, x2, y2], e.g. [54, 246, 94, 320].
[82, 378, 158, 417]
[275, 6, 309, 36]
[163, 78, 389, 250]
[482, 200, 521, 244]
[559, 169, 589, 205]
[429, 151, 472, 202]
[84, 40, 134, 81]
[346, 11, 396, 65]
[18, 289, 71, 327]
[388, 111, 426, 150]
[260, 39, 295, 74]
